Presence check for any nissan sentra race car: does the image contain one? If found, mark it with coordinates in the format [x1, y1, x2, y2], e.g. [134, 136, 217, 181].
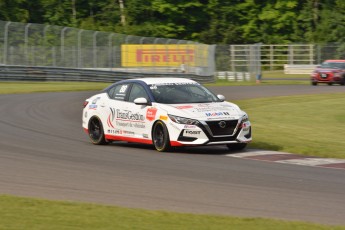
[82, 78, 252, 152]
[311, 60, 345, 85]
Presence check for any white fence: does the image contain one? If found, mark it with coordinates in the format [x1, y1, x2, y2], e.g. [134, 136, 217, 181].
[217, 43, 344, 77]
[284, 64, 317, 74]
[216, 71, 251, 81]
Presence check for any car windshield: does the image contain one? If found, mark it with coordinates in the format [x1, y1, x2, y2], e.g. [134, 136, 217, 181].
[148, 82, 221, 104]
[320, 62, 345, 69]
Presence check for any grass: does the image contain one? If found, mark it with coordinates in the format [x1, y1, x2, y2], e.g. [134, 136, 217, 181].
[261, 70, 309, 79]
[0, 81, 109, 94]
[0, 71, 310, 93]
[0, 195, 343, 230]
[208, 71, 309, 86]
[237, 93, 345, 158]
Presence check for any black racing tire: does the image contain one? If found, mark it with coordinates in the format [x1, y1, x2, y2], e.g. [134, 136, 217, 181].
[227, 143, 247, 151]
[152, 121, 171, 152]
[340, 77, 345, 86]
[88, 116, 108, 145]
[311, 81, 317, 86]
[328, 82, 333, 86]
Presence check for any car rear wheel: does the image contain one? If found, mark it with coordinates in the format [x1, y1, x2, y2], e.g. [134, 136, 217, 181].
[340, 77, 345, 85]
[227, 143, 247, 151]
[152, 121, 171, 152]
[311, 81, 317, 86]
[88, 116, 108, 145]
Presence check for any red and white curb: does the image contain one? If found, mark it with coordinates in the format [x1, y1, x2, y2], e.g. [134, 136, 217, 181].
[226, 150, 345, 170]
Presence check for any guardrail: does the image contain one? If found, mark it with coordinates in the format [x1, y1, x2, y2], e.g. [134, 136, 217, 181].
[0, 65, 215, 84]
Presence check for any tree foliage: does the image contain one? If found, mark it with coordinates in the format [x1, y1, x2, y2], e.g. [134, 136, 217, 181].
[0, 0, 344, 44]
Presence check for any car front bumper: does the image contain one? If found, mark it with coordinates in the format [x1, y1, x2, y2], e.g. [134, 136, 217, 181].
[168, 119, 252, 146]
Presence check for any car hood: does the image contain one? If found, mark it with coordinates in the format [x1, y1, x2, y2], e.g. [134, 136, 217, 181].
[156, 102, 244, 120]
[316, 68, 342, 73]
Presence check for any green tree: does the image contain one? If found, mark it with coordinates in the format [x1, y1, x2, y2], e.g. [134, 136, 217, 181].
[0, 0, 29, 22]
[238, 0, 303, 44]
[40, 0, 77, 26]
[198, 0, 245, 44]
[2, 0, 345, 45]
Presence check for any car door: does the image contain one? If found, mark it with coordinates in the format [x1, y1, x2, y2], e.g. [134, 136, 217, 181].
[124, 83, 155, 142]
[103, 82, 131, 139]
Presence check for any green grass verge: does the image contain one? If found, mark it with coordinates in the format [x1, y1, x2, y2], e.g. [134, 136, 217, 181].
[208, 79, 309, 86]
[0, 195, 343, 230]
[0, 81, 109, 94]
[262, 70, 309, 79]
[208, 71, 309, 86]
[237, 93, 345, 159]
[0, 71, 310, 93]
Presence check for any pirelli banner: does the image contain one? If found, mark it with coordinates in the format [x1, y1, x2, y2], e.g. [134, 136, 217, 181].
[121, 44, 209, 67]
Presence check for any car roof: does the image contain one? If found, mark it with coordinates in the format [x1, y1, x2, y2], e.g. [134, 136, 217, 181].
[324, 60, 345, 63]
[103, 77, 199, 92]
[134, 77, 197, 85]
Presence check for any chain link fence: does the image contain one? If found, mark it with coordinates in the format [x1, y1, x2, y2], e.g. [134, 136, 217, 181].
[215, 44, 261, 81]
[0, 20, 215, 77]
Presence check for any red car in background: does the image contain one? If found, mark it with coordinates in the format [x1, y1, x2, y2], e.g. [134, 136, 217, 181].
[311, 60, 345, 86]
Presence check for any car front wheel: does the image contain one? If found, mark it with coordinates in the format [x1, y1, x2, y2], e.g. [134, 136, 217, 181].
[152, 121, 171, 152]
[88, 116, 108, 145]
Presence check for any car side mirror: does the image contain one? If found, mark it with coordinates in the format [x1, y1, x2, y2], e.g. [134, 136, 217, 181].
[217, 94, 225, 101]
[134, 97, 150, 105]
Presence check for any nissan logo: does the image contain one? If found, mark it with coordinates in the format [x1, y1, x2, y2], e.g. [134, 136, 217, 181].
[218, 121, 226, 128]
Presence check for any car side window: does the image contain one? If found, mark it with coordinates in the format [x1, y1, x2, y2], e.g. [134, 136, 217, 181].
[108, 84, 129, 101]
[128, 84, 149, 102]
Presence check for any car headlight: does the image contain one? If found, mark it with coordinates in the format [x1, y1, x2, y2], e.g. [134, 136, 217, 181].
[241, 114, 249, 123]
[168, 114, 200, 125]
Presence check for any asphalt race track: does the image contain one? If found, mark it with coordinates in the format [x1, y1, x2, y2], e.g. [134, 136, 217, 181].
[1, 85, 345, 225]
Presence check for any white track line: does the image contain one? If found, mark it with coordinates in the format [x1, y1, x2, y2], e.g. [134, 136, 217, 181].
[226, 150, 345, 169]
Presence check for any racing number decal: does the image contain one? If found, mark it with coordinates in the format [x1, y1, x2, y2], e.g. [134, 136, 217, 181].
[119, 85, 128, 93]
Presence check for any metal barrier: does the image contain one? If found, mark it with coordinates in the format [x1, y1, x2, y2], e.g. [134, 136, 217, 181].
[0, 20, 215, 78]
[0, 65, 215, 83]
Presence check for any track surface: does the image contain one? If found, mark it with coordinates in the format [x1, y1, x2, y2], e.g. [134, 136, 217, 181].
[1, 85, 345, 225]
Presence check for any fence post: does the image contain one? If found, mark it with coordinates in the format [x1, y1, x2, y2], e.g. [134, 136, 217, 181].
[3, 21, 11, 64]
[93, 31, 99, 68]
[254, 43, 262, 83]
[288, 45, 293, 65]
[25, 23, 31, 65]
[61, 27, 68, 66]
[78, 29, 84, 68]
[310, 44, 314, 64]
[43, 25, 50, 66]
[230, 45, 235, 73]
[108, 33, 115, 69]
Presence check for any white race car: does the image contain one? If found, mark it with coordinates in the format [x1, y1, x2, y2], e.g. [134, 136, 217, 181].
[82, 78, 251, 152]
